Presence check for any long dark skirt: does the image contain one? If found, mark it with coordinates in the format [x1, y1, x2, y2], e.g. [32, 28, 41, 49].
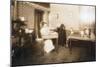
[58, 30, 67, 46]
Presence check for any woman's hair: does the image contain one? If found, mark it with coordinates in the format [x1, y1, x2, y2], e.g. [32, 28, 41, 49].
[60, 24, 65, 29]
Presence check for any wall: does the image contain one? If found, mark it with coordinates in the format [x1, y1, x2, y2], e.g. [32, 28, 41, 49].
[49, 4, 80, 30]
[17, 2, 50, 29]
[18, 2, 35, 29]
[49, 4, 95, 30]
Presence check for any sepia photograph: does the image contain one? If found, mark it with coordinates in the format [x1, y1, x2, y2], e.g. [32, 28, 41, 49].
[11, 0, 96, 66]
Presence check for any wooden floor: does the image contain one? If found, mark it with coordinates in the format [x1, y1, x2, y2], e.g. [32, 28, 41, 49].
[12, 40, 96, 66]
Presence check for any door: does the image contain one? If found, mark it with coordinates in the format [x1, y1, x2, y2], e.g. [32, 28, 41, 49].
[34, 9, 44, 38]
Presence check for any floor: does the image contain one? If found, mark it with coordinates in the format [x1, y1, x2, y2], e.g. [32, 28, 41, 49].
[12, 40, 96, 66]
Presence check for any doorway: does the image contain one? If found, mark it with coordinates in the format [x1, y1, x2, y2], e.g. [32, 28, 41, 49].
[34, 9, 44, 38]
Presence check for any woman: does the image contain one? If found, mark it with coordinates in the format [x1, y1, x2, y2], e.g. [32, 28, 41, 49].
[57, 24, 67, 47]
[40, 23, 55, 54]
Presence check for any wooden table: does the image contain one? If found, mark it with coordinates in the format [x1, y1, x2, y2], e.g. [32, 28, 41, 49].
[67, 36, 96, 54]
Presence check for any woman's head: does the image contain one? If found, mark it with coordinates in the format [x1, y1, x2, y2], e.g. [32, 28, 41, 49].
[60, 24, 65, 29]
